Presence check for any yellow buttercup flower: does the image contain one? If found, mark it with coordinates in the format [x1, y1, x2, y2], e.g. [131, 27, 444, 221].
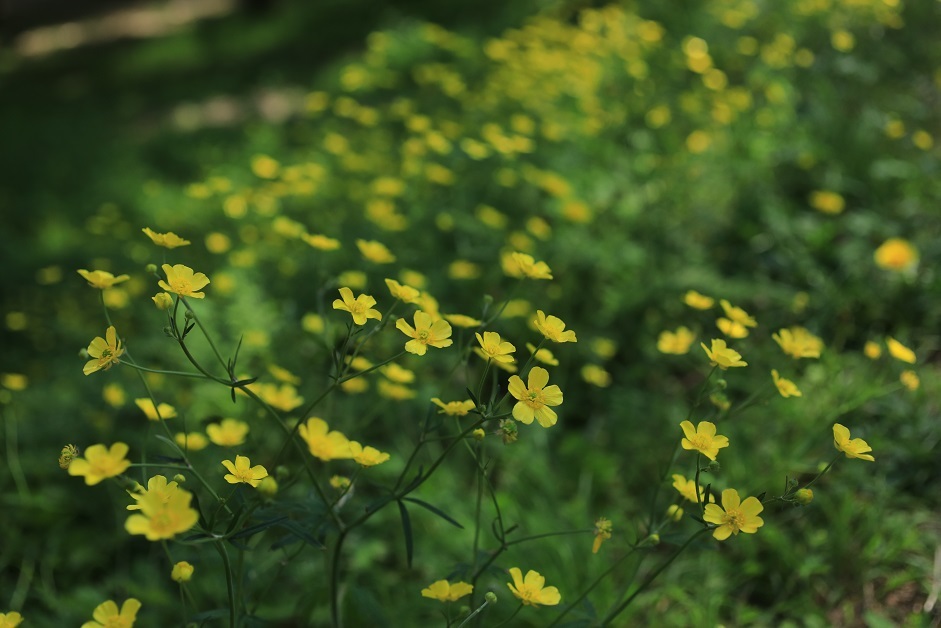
[222, 455, 269, 487]
[253, 383, 304, 412]
[592, 517, 612, 554]
[302, 233, 341, 251]
[84, 326, 124, 375]
[431, 398, 476, 416]
[443, 313, 482, 328]
[874, 237, 918, 271]
[380, 363, 414, 384]
[81, 598, 141, 628]
[657, 326, 696, 354]
[504, 251, 553, 280]
[476, 331, 516, 363]
[533, 310, 577, 343]
[126, 475, 180, 511]
[771, 370, 802, 398]
[175, 432, 208, 451]
[833, 423, 874, 461]
[384, 278, 421, 304]
[716, 317, 748, 339]
[356, 238, 396, 263]
[77, 269, 130, 290]
[507, 568, 561, 607]
[125, 480, 199, 540]
[679, 420, 729, 460]
[886, 337, 916, 364]
[671, 474, 714, 503]
[396, 311, 453, 355]
[772, 327, 823, 359]
[134, 398, 177, 420]
[142, 227, 191, 248]
[152, 292, 173, 310]
[377, 380, 415, 400]
[298, 418, 354, 461]
[808, 190, 845, 215]
[863, 341, 882, 359]
[421, 580, 473, 602]
[581, 364, 611, 388]
[900, 370, 919, 391]
[0, 612, 23, 627]
[68, 442, 131, 485]
[348, 441, 390, 467]
[171, 561, 194, 583]
[207, 418, 249, 447]
[700, 339, 747, 369]
[333, 287, 382, 326]
[158, 264, 210, 299]
[508, 366, 563, 428]
[526, 342, 559, 365]
[703, 488, 764, 540]
[683, 290, 714, 310]
[268, 364, 301, 385]
[719, 299, 757, 328]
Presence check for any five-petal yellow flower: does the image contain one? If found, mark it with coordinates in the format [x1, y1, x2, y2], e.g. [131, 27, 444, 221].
[77, 269, 130, 290]
[396, 311, 453, 355]
[476, 331, 516, 363]
[142, 227, 191, 248]
[84, 326, 125, 375]
[333, 287, 382, 325]
[421, 580, 473, 602]
[533, 310, 577, 343]
[222, 455, 269, 487]
[700, 339, 747, 369]
[68, 442, 131, 485]
[298, 418, 354, 461]
[832, 423, 874, 461]
[158, 264, 210, 299]
[679, 420, 729, 460]
[771, 370, 802, 398]
[507, 568, 561, 606]
[703, 488, 764, 540]
[508, 366, 563, 428]
[81, 598, 141, 628]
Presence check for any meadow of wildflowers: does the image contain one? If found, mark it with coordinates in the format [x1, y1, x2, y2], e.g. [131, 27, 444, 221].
[1, 0, 939, 625]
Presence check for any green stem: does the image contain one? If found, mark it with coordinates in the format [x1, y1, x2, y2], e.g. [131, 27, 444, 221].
[215, 541, 237, 628]
[181, 297, 229, 371]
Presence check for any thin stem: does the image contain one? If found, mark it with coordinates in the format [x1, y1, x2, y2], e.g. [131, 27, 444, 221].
[215, 541, 237, 628]
[181, 297, 229, 371]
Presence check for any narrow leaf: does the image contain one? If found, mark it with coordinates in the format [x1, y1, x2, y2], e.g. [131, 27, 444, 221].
[403, 497, 463, 528]
[397, 500, 414, 568]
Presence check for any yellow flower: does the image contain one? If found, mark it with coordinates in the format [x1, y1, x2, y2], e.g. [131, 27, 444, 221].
[258, 476, 278, 497]
[526, 342, 559, 365]
[671, 474, 714, 504]
[377, 380, 416, 400]
[700, 339, 747, 369]
[507, 568, 561, 607]
[679, 420, 729, 460]
[863, 341, 882, 359]
[80, 598, 141, 628]
[0, 612, 23, 627]
[431, 398, 476, 416]
[253, 383, 304, 412]
[581, 364, 611, 387]
[207, 418, 249, 447]
[533, 310, 577, 343]
[329, 475, 351, 490]
[302, 313, 325, 334]
[83, 326, 124, 375]
[158, 264, 210, 299]
[77, 269, 130, 290]
[716, 317, 748, 339]
[380, 363, 415, 384]
[508, 367, 563, 428]
[356, 238, 396, 263]
[505, 252, 553, 280]
[683, 290, 714, 310]
[125, 481, 199, 540]
[299, 418, 354, 461]
[268, 364, 301, 385]
[152, 292, 173, 310]
[886, 337, 916, 364]
[833, 423, 874, 461]
[384, 278, 421, 304]
[332, 287, 382, 326]
[874, 237, 918, 271]
[476, 331, 516, 363]
[302, 233, 341, 251]
[348, 441, 391, 467]
[772, 327, 823, 359]
[126, 475, 179, 511]
[251, 154, 280, 178]
[703, 488, 764, 540]
[667, 504, 683, 521]
[171, 561, 194, 583]
[68, 442, 130, 485]
[771, 370, 802, 398]
[808, 190, 845, 215]
[1, 373, 27, 391]
[592, 517, 612, 554]
[657, 326, 696, 354]
[337, 270, 367, 289]
[396, 311, 453, 355]
[142, 227, 191, 248]
[134, 398, 177, 420]
[175, 432, 208, 451]
[719, 299, 757, 328]
[421, 580, 474, 602]
[900, 370, 919, 391]
[222, 455, 269, 487]
[443, 313, 482, 328]
[590, 337, 617, 359]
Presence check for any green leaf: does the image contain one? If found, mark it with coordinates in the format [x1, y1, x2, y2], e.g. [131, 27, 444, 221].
[397, 499, 414, 568]
[402, 497, 463, 528]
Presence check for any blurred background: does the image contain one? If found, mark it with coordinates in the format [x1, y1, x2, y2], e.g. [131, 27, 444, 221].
[1, 0, 940, 625]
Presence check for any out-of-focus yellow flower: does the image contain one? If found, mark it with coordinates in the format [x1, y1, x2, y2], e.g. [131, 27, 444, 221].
[874, 238, 918, 271]
[833, 423, 874, 461]
[534, 310, 577, 343]
[125, 477, 199, 541]
[505, 252, 553, 280]
[329, 475, 351, 490]
[701, 339, 747, 369]
[657, 326, 696, 354]
[171, 561, 194, 583]
[385, 278, 421, 304]
[302, 233, 341, 251]
[886, 337, 916, 364]
[421, 580, 473, 602]
[809, 190, 845, 215]
[207, 419, 249, 447]
[507, 568, 561, 607]
[78, 269, 130, 290]
[1, 373, 28, 391]
[0, 611, 24, 627]
[396, 311, 453, 355]
[772, 327, 823, 359]
[508, 367, 563, 428]
[448, 260, 481, 279]
[68, 443, 131, 485]
[377, 380, 415, 400]
[703, 489, 764, 540]
[864, 341, 882, 359]
[134, 398, 177, 420]
[175, 433, 208, 451]
[672, 474, 714, 504]
[380, 363, 414, 384]
[158, 264, 210, 299]
[222, 455, 268, 487]
[348, 442, 390, 467]
[900, 370, 919, 391]
[581, 364, 611, 388]
[251, 154, 280, 179]
[771, 370, 802, 398]
[719, 300, 757, 328]
[912, 130, 934, 151]
[831, 30, 855, 52]
[81, 598, 141, 628]
[443, 313, 481, 328]
[716, 317, 748, 338]
[299, 418, 354, 461]
[592, 517, 612, 554]
[356, 239, 396, 263]
[431, 398, 476, 416]
[679, 420, 729, 460]
[526, 342, 558, 366]
[333, 287, 382, 326]
[253, 383, 304, 412]
[142, 227, 191, 249]
[683, 290, 714, 310]
[84, 326, 124, 375]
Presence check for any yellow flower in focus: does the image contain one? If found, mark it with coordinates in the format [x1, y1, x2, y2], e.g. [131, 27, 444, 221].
[581, 364, 611, 388]
[507, 568, 561, 607]
[443, 313, 482, 328]
[592, 517, 612, 554]
[431, 398, 476, 416]
[657, 326, 696, 354]
[222, 455, 268, 487]
[886, 337, 916, 364]
[703, 488, 764, 540]
[719, 299, 757, 328]
[302, 233, 341, 251]
[77, 269, 130, 290]
[134, 398, 177, 420]
[874, 238, 918, 271]
[83, 325, 125, 376]
[833, 423, 874, 461]
[68, 442, 130, 485]
[384, 278, 421, 304]
[679, 420, 729, 461]
[700, 339, 747, 369]
[508, 367, 563, 428]
[175, 432, 208, 451]
[864, 341, 882, 359]
[125, 480, 199, 540]
[772, 327, 823, 359]
[505, 252, 553, 280]
[158, 264, 210, 299]
[476, 331, 516, 363]
[171, 561, 194, 583]
[421, 580, 473, 602]
[396, 311, 453, 355]
[299, 418, 354, 461]
[356, 239, 396, 263]
[900, 370, 919, 391]
[526, 342, 559, 366]
[771, 370, 802, 398]
[80, 598, 141, 628]
[683, 290, 714, 310]
[0, 612, 23, 627]
[348, 441, 390, 467]
[332, 287, 382, 326]
[142, 227, 191, 248]
[534, 310, 577, 343]
[671, 474, 714, 503]
[809, 190, 845, 215]
[716, 317, 748, 339]
[152, 292, 173, 310]
[207, 419, 249, 447]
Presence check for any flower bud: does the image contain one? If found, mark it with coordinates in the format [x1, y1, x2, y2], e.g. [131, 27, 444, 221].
[641, 533, 660, 547]
[276, 465, 290, 481]
[499, 419, 518, 445]
[472, 428, 486, 441]
[173, 474, 186, 484]
[171, 561, 194, 582]
[146, 263, 158, 274]
[666, 504, 683, 522]
[715, 379, 727, 390]
[184, 310, 195, 320]
[163, 326, 174, 337]
[795, 488, 814, 505]
[704, 460, 721, 473]
[152, 292, 173, 310]
[485, 592, 497, 604]
[258, 476, 278, 498]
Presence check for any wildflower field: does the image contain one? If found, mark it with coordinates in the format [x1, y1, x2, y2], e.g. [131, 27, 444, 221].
[1, 0, 940, 625]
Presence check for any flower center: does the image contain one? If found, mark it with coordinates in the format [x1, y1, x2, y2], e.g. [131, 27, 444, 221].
[101, 349, 113, 359]
[418, 330, 430, 341]
[690, 435, 710, 449]
[724, 508, 744, 532]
